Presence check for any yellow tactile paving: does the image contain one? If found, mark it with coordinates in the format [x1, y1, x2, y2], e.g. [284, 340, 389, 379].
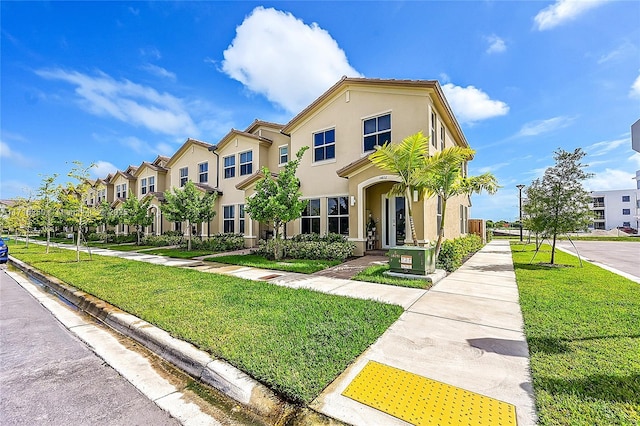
[342, 361, 517, 426]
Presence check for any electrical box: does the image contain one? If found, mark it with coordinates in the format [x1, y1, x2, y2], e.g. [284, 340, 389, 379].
[388, 246, 435, 275]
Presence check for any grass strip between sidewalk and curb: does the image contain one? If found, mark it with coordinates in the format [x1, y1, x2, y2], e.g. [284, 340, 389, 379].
[9, 243, 403, 404]
[511, 242, 639, 425]
[352, 264, 433, 289]
[204, 254, 342, 274]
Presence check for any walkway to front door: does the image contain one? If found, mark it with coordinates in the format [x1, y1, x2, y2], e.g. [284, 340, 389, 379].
[312, 253, 388, 280]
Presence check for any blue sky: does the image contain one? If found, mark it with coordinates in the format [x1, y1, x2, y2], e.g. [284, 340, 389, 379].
[1, 0, 639, 221]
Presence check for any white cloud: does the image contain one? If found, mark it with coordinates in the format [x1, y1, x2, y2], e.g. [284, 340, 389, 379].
[478, 162, 510, 174]
[516, 116, 575, 137]
[221, 6, 362, 113]
[628, 152, 640, 168]
[0, 179, 34, 200]
[585, 168, 636, 191]
[485, 35, 506, 54]
[0, 140, 35, 167]
[91, 161, 118, 178]
[586, 137, 628, 157]
[534, 0, 610, 31]
[630, 72, 640, 98]
[141, 64, 176, 81]
[441, 83, 509, 124]
[597, 41, 636, 64]
[36, 68, 198, 136]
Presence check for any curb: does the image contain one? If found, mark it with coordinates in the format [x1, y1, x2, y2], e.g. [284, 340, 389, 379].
[8, 256, 287, 420]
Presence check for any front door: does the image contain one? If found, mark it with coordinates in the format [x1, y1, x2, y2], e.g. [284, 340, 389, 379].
[382, 195, 406, 248]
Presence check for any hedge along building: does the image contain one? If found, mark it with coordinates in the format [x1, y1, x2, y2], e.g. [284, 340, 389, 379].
[89, 77, 473, 256]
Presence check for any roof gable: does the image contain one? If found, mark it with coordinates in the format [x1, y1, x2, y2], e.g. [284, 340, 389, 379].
[165, 138, 213, 168]
[211, 129, 273, 152]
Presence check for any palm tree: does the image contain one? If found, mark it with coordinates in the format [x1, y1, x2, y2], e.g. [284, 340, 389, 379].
[418, 146, 499, 258]
[368, 132, 430, 246]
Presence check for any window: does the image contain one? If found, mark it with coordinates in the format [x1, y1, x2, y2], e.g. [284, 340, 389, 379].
[440, 125, 445, 151]
[116, 183, 127, 199]
[239, 204, 245, 234]
[622, 195, 630, 202]
[593, 210, 605, 220]
[460, 205, 468, 234]
[623, 209, 631, 215]
[431, 112, 437, 148]
[593, 197, 605, 208]
[199, 162, 208, 183]
[623, 221, 631, 227]
[239, 151, 253, 176]
[141, 178, 147, 195]
[363, 113, 391, 152]
[149, 176, 155, 193]
[301, 199, 320, 234]
[224, 155, 235, 179]
[437, 196, 442, 233]
[279, 146, 289, 165]
[328, 197, 349, 235]
[314, 129, 336, 162]
[223, 205, 235, 233]
[179, 167, 188, 187]
[174, 222, 182, 233]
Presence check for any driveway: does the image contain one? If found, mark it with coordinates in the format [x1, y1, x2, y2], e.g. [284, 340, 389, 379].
[554, 240, 640, 281]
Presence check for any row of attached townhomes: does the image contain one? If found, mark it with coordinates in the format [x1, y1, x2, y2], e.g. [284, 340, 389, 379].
[88, 77, 474, 256]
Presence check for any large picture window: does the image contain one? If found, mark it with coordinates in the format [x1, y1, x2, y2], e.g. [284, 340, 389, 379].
[224, 155, 235, 179]
[363, 113, 391, 152]
[239, 151, 253, 176]
[301, 199, 320, 234]
[328, 196, 349, 235]
[179, 167, 188, 187]
[313, 129, 335, 162]
[223, 205, 235, 233]
[199, 162, 208, 183]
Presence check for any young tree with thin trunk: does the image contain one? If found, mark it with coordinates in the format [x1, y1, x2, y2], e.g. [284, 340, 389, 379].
[523, 148, 593, 264]
[66, 161, 101, 261]
[245, 147, 308, 260]
[37, 173, 60, 254]
[418, 146, 499, 258]
[122, 191, 153, 245]
[162, 180, 217, 251]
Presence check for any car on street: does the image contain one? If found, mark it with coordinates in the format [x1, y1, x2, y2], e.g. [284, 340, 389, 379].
[0, 239, 9, 263]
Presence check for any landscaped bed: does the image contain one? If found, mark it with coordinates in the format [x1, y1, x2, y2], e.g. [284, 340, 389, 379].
[511, 243, 639, 425]
[205, 254, 341, 274]
[352, 264, 432, 289]
[9, 243, 403, 404]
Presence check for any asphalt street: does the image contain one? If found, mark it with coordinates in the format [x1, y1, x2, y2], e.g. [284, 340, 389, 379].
[0, 268, 179, 426]
[554, 240, 640, 280]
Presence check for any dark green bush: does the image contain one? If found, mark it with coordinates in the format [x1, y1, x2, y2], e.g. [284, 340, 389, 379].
[113, 234, 137, 244]
[437, 234, 483, 272]
[290, 233, 348, 243]
[163, 230, 184, 237]
[182, 233, 245, 252]
[141, 234, 183, 247]
[255, 236, 355, 261]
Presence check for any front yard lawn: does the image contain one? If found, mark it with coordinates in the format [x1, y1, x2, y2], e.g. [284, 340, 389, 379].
[511, 243, 640, 425]
[352, 264, 433, 289]
[205, 254, 341, 274]
[10, 244, 402, 403]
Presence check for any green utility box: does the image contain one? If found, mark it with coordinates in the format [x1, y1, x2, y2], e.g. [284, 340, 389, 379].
[388, 246, 436, 275]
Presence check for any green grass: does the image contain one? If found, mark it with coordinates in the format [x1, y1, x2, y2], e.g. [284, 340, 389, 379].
[205, 254, 341, 274]
[352, 264, 432, 289]
[511, 243, 640, 425]
[10, 244, 402, 403]
[143, 247, 216, 258]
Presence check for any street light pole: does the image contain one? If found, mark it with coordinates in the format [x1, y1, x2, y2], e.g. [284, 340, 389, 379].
[516, 184, 525, 242]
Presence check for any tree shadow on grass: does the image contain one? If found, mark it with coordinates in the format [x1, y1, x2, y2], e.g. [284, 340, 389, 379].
[537, 373, 640, 405]
[527, 334, 640, 355]
[513, 262, 574, 271]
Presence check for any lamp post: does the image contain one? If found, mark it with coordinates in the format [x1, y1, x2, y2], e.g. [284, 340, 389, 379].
[516, 184, 525, 242]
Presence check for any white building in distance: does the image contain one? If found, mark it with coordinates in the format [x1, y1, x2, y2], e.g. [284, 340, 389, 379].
[590, 189, 640, 232]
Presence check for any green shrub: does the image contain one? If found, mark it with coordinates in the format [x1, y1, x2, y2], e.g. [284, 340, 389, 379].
[437, 234, 483, 272]
[486, 228, 493, 243]
[113, 234, 137, 244]
[181, 233, 245, 252]
[162, 230, 184, 237]
[255, 235, 355, 261]
[141, 234, 183, 247]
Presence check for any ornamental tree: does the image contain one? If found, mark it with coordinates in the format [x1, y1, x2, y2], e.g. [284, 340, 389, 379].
[122, 191, 153, 245]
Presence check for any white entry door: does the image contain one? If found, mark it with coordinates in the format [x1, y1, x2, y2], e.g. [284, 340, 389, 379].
[382, 195, 406, 248]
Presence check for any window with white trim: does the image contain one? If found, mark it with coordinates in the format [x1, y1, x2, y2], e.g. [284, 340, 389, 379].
[460, 205, 468, 234]
[223, 205, 235, 233]
[440, 125, 445, 151]
[239, 151, 253, 176]
[224, 155, 235, 179]
[149, 176, 155, 193]
[437, 196, 442, 234]
[116, 183, 127, 199]
[279, 146, 288, 165]
[622, 195, 630, 202]
[199, 162, 208, 183]
[141, 178, 148, 195]
[328, 196, 349, 235]
[623, 221, 631, 227]
[431, 112, 437, 148]
[179, 167, 188, 187]
[623, 209, 631, 215]
[301, 199, 320, 234]
[314, 129, 336, 162]
[363, 113, 391, 152]
[239, 204, 245, 234]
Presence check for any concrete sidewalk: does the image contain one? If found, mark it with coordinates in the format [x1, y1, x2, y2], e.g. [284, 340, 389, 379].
[20, 238, 537, 425]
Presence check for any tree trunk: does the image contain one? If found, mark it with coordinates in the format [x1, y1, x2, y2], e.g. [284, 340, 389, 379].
[76, 228, 81, 262]
[551, 233, 557, 265]
[186, 220, 192, 251]
[273, 221, 282, 260]
[405, 188, 418, 246]
[434, 198, 448, 259]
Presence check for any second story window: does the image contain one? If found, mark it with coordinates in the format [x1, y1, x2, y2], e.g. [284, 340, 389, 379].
[279, 146, 289, 165]
[116, 183, 127, 199]
[149, 176, 155, 193]
[179, 167, 188, 187]
[199, 162, 208, 183]
[440, 125, 445, 150]
[622, 195, 630, 202]
[623, 209, 631, 215]
[141, 178, 148, 195]
[363, 113, 391, 152]
[224, 155, 235, 179]
[431, 112, 437, 148]
[240, 151, 253, 176]
[314, 129, 335, 162]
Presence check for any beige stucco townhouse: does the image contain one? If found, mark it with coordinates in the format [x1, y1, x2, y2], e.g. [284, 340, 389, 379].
[96, 77, 473, 256]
